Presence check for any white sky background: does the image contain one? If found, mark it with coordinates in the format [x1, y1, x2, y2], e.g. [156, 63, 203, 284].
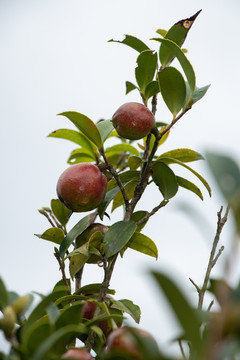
[1, 0, 240, 354]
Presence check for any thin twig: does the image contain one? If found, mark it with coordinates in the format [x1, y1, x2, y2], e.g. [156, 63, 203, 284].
[100, 148, 129, 209]
[54, 248, 71, 293]
[136, 200, 169, 226]
[189, 278, 200, 293]
[178, 339, 187, 360]
[198, 206, 229, 310]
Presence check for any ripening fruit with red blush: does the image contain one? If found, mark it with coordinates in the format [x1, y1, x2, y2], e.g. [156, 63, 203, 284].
[57, 163, 107, 212]
[112, 102, 155, 140]
[62, 348, 93, 359]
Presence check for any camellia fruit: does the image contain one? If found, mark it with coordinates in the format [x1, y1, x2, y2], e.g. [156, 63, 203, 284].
[106, 326, 157, 359]
[112, 102, 155, 140]
[62, 349, 94, 360]
[57, 163, 107, 212]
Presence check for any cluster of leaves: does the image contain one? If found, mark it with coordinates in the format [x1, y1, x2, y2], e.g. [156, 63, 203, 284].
[0, 10, 228, 360]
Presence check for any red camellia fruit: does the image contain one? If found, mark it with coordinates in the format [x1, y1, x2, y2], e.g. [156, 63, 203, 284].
[57, 163, 107, 212]
[82, 297, 123, 337]
[62, 348, 93, 360]
[106, 326, 157, 359]
[112, 102, 155, 140]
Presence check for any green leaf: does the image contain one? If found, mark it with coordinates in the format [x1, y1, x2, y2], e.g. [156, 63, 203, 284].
[177, 176, 203, 200]
[126, 81, 138, 94]
[159, 157, 211, 197]
[104, 221, 137, 258]
[97, 119, 114, 143]
[152, 38, 196, 94]
[107, 171, 140, 191]
[135, 50, 158, 93]
[55, 303, 84, 330]
[159, 148, 204, 163]
[47, 129, 95, 153]
[52, 279, 71, 296]
[158, 67, 186, 116]
[156, 29, 167, 37]
[128, 156, 142, 170]
[0, 277, 9, 311]
[59, 214, 93, 258]
[131, 210, 148, 232]
[47, 303, 60, 325]
[144, 80, 160, 101]
[67, 148, 96, 165]
[69, 253, 89, 279]
[21, 290, 67, 342]
[22, 317, 51, 353]
[110, 299, 141, 324]
[128, 233, 158, 259]
[206, 152, 240, 232]
[192, 84, 211, 105]
[98, 185, 127, 221]
[158, 10, 201, 66]
[152, 271, 202, 356]
[76, 283, 115, 296]
[58, 111, 102, 148]
[31, 324, 87, 360]
[112, 181, 138, 212]
[108, 35, 149, 53]
[152, 161, 178, 199]
[105, 144, 140, 157]
[35, 228, 65, 245]
[51, 199, 72, 226]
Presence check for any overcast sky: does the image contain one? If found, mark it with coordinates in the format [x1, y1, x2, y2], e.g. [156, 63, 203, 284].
[1, 0, 240, 354]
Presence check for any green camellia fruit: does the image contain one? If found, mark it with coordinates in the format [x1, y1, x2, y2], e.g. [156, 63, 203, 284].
[57, 163, 107, 212]
[106, 326, 157, 359]
[62, 349, 93, 359]
[112, 102, 155, 140]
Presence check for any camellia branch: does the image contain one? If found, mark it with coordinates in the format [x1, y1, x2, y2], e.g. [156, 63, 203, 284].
[136, 200, 169, 226]
[54, 248, 70, 294]
[197, 206, 229, 310]
[100, 148, 130, 209]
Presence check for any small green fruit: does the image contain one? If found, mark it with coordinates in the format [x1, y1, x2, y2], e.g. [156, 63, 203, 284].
[112, 102, 155, 140]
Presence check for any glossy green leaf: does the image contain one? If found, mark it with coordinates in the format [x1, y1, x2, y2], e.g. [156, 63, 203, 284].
[35, 228, 65, 245]
[144, 80, 160, 101]
[177, 176, 203, 200]
[192, 84, 211, 105]
[98, 185, 127, 220]
[112, 181, 138, 212]
[159, 148, 204, 163]
[131, 210, 148, 232]
[69, 253, 89, 279]
[126, 81, 138, 94]
[110, 299, 141, 324]
[156, 29, 167, 37]
[55, 302, 84, 329]
[105, 143, 140, 157]
[59, 214, 93, 258]
[135, 50, 158, 93]
[67, 148, 96, 165]
[52, 279, 71, 296]
[128, 156, 142, 170]
[0, 277, 9, 311]
[159, 157, 211, 197]
[23, 317, 51, 353]
[152, 161, 178, 199]
[152, 271, 202, 356]
[47, 129, 95, 153]
[108, 34, 149, 53]
[104, 221, 137, 258]
[21, 290, 67, 341]
[76, 283, 115, 296]
[158, 10, 201, 66]
[47, 303, 60, 325]
[51, 199, 72, 226]
[58, 111, 102, 148]
[206, 152, 240, 232]
[107, 171, 140, 191]
[153, 38, 196, 93]
[158, 67, 186, 116]
[128, 233, 158, 259]
[31, 324, 87, 360]
[97, 119, 114, 143]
